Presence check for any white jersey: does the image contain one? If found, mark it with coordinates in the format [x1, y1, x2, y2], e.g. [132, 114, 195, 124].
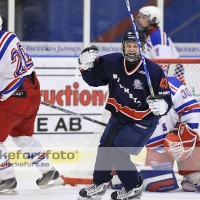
[144, 28, 179, 58]
[146, 76, 200, 152]
[0, 31, 34, 101]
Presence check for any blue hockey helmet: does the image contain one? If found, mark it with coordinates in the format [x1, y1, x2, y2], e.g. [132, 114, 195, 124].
[121, 29, 146, 62]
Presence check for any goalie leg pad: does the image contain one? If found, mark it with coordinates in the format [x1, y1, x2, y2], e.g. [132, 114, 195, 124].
[140, 162, 179, 192]
[110, 162, 179, 192]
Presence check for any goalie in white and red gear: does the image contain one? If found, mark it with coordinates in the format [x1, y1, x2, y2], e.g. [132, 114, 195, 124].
[146, 128, 200, 192]
[163, 123, 200, 192]
[145, 76, 200, 192]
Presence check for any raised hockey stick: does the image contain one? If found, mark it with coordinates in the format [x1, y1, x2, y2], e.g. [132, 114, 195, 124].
[40, 101, 107, 127]
[124, 0, 155, 97]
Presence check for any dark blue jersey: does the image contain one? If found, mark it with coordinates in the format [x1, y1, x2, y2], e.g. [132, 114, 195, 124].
[80, 53, 172, 121]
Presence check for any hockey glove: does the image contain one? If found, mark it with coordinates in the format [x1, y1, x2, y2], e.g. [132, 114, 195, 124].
[78, 45, 99, 70]
[146, 96, 168, 116]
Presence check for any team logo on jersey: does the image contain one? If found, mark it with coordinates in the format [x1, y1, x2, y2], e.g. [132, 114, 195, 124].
[133, 79, 143, 89]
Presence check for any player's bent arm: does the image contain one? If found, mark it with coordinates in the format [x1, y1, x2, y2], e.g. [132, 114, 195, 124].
[80, 59, 108, 87]
[78, 45, 109, 87]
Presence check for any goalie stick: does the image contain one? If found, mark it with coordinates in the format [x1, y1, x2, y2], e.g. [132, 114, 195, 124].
[40, 101, 107, 127]
[124, 0, 155, 97]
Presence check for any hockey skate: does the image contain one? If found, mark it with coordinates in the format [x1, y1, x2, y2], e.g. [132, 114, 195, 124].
[181, 180, 200, 192]
[0, 177, 18, 195]
[77, 182, 109, 200]
[181, 172, 200, 192]
[36, 168, 64, 189]
[110, 176, 143, 200]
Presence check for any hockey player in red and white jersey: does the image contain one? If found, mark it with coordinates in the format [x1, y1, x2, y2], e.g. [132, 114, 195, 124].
[136, 6, 179, 59]
[145, 76, 200, 192]
[0, 16, 64, 194]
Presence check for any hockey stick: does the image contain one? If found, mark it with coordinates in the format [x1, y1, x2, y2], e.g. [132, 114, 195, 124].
[40, 101, 107, 127]
[124, 0, 155, 97]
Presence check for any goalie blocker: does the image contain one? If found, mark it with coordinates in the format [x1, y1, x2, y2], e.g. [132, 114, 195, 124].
[110, 162, 179, 192]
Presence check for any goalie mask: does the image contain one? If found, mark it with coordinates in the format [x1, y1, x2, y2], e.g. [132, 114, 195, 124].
[121, 30, 145, 62]
[164, 123, 199, 161]
[136, 6, 161, 32]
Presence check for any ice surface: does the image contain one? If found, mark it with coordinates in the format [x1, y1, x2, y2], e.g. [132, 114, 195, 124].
[2, 164, 200, 200]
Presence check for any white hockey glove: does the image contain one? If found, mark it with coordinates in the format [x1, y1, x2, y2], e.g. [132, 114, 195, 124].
[78, 45, 99, 70]
[147, 96, 168, 116]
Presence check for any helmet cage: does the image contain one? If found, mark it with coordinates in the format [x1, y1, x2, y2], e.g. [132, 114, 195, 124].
[121, 30, 145, 62]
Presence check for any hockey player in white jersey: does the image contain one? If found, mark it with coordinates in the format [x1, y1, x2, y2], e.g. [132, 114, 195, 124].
[0, 16, 64, 194]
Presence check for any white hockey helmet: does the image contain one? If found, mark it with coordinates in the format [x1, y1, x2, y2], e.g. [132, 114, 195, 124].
[137, 6, 161, 31]
[0, 16, 3, 30]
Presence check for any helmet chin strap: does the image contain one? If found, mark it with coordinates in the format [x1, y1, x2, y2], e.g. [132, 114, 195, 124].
[126, 58, 139, 63]
[127, 58, 134, 62]
[124, 51, 141, 62]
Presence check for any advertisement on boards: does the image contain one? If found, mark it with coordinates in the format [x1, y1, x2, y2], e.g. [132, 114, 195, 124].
[22, 42, 200, 58]
[33, 58, 108, 135]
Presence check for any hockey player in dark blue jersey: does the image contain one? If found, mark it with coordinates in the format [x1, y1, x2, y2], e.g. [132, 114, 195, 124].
[77, 30, 172, 200]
